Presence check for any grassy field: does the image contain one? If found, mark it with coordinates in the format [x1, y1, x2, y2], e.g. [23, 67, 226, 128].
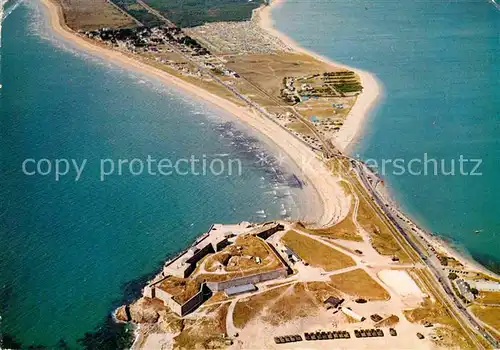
[329, 269, 390, 300]
[470, 305, 500, 336]
[57, 0, 137, 31]
[330, 159, 412, 262]
[404, 297, 476, 348]
[295, 96, 353, 119]
[226, 53, 344, 103]
[137, 0, 265, 28]
[261, 283, 319, 325]
[281, 230, 356, 271]
[403, 297, 453, 324]
[475, 291, 500, 305]
[233, 282, 329, 328]
[158, 276, 201, 304]
[204, 235, 276, 273]
[233, 285, 290, 328]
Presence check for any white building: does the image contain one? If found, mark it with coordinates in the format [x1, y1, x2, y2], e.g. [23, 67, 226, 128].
[455, 279, 475, 302]
[468, 279, 500, 292]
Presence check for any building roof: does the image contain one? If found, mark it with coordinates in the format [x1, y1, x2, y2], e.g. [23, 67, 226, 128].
[470, 280, 500, 291]
[225, 284, 257, 296]
[283, 246, 299, 259]
[324, 296, 344, 307]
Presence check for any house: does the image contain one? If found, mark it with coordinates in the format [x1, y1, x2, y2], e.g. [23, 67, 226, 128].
[468, 279, 500, 292]
[225, 284, 257, 297]
[283, 246, 300, 263]
[455, 279, 474, 302]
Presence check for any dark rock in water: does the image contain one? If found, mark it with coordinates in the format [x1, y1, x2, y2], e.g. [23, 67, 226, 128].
[78, 264, 163, 349]
[78, 316, 132, 350]
[1, 334, 23, 349]
[115, 305, 130, 322]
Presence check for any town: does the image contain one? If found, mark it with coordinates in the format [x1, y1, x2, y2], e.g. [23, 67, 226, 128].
[115, 220, 484, 349]
[83, 26, 240, 80]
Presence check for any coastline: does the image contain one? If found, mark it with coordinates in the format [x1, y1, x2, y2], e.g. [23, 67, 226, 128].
[377, 181, 500, 280]
[39, 0, 349, 228]
[258, 0, 382, 153]
[31, 0, 500, 347]
[38, 0, 500, 279]
[262, 0, 500, 280]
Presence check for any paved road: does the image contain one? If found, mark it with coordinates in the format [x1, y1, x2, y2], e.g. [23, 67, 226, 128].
[167, 38, 499, 347]
[107, 0, 143, 27]
[135, 0, 176, 27]
[102, 7, 498, 346]
[352, 161, 499, 349]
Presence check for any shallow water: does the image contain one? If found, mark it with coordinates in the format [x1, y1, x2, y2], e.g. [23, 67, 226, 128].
[0, 2, 312, 347]
[273, 0, 500, 271]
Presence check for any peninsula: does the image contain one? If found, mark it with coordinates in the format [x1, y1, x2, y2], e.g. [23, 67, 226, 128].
[40, 0, 500, 349]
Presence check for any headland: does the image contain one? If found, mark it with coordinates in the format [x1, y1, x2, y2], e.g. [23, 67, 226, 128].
[37, 0, 500, 348]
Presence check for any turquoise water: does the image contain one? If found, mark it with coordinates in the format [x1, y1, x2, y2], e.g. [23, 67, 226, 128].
[273, 0, 500, 271]
[0, 2, 309, 348]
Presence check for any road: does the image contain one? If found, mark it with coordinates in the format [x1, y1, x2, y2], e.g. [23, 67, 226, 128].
[352, 161, 498, 349]
[167, 38, 499, 348]
[107, 0, 144, 27]
[135, 0, 176, 28]
[106, 6, 498, 347]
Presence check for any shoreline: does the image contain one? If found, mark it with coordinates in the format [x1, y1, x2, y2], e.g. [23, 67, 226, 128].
[262, 0, 500, 280]
[377, 181, 500, 280]
[258, 0, 383, 153]
[33, 0, 500, 347]
[39, 0, 349, 228]
[38, 0, 500, 278]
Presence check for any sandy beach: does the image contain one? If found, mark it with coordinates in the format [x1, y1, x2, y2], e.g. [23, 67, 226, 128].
[258, 0, 382, 152]
[40, 0, 500, 281]
[259, 0, 500, 280]
[39, 0, 351, 228]
[39, 0, 498, 275]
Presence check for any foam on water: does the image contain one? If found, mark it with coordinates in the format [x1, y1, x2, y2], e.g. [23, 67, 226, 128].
[0, 2, 317, 346]
[272, 0, 500, 272]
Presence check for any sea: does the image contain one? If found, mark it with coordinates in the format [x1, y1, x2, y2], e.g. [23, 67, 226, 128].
[273, 0, 499, 271]
[0, 1, 311, 348]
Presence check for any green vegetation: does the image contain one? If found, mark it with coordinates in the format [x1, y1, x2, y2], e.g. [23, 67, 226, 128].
[281, 230, 356, 271]
[334, 82, 363, 94]
[113, 0, 266, 28]
[470, 305, 500, 334]
[112, 0, 164, 26]
[476, 291, 500, 305]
